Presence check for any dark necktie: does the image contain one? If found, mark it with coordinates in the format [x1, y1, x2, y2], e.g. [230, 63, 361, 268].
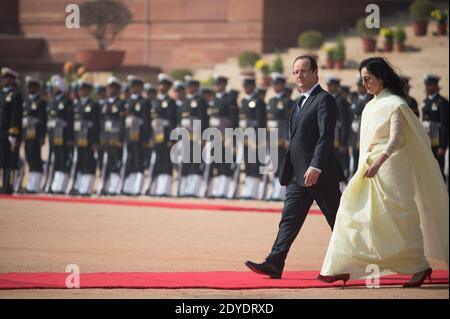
[290, 95, 306, 135]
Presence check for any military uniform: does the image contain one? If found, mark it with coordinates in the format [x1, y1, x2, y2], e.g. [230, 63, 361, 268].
[46, 75, 74, 194]
[349, 92, 372, 176]
[207, 75, 239, 198]
[401, 76, 419, 117]
[178, 76, 209, 197]
[95, 83, 107, 174]
[266, 73, 294, 201]
[238, 76, 267, 199]
[0, 67, 23, 194]
[143, 83, 158, 170]
[422, 75, 449, 178]
[22, 77, 47, 193]
[98, 77, 125, 195]
[70, 81, 100, 195]
[122, 76, 152, 195]
[148, 74, 177, 197]
[327, 77, 351, 180]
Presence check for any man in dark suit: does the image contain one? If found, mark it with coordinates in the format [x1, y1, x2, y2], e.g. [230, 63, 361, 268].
[245, 55, 344, 279]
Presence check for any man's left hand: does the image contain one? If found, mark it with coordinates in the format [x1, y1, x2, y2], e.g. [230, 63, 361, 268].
[304, 168, 320, 187]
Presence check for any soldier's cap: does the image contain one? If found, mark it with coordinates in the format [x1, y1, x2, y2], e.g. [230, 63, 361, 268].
[50, 74, 68, 93]
[340, 85, 350, 93]
[271, 72, 286, 83]
[173, 80, 185, 90]
[213, 73, 228, 84]
[107, 76, 122, 87]
[158, 73, 173, 85]
[1, 67, 19, 78]
[200, 86, 213, 94]
[424, 74, 441, 85]
[144, 82, 157, 92]
[78, 78, 94, 89]
[25, 76, 41, 86]
[95, 83, 106, 92]
[326, 76, 341, 85]
[127, 75, 144, 85]
[241, 74, 256, 86]
[184, 75, 199, 86]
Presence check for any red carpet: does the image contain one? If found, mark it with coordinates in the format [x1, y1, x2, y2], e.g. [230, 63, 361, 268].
[0, 194, 321, 215]
[0, 270, 447, 290]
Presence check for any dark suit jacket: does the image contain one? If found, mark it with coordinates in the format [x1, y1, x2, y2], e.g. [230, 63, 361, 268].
[279, 85, 344, 187]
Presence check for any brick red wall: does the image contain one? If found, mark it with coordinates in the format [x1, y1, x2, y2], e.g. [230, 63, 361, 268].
[14, 0, 411, 70]
[18, 0, 264, 71]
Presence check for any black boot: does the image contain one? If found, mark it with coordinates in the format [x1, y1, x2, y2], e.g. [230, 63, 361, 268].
[2, 169, 13, 194]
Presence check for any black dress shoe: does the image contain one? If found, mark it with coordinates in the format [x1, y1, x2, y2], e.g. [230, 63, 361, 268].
[245, 260, 282, 279]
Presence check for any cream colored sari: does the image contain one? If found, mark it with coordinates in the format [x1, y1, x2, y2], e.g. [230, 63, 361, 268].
[321, 89, 449, 279]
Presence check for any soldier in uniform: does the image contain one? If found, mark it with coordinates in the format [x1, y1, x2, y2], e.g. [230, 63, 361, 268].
[142, 83, 157, 171]
[340, 85, 351, 103]
[173, 81, 186, 106]
[326, 76, 351, 180]
[178, 75, 209, 197]
[0, 67, 23, 194]
[401, 75, 420, 117]
[149, 73, 178, 196]
[70, 78, 100, 196]
[46, 75, 74, 194]
[121, 75, 151, 195]
[422, 74, 449, 179]
[349, 77, 372, 176]
[238, 75, 267, 199]
[94, 83, 107, 176]
[200, 86, 214, 105]
[207, 74, 238, 198]
[98, 76, 125, 195]
[266, 72, 294, 201]
[22, 76, 47, 193]
[144, 83, 157, 103]
[69, 81, 79, 103]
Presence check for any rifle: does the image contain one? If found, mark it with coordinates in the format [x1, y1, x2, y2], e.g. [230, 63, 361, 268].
[141, 149, 156, 195]
[227, 139, 244, 199]
[96, 151, 108, 195]
[257, 154, 271, 200]
[65, 146, 78, 194]
[199, 142, 212, 197]
[44, 148, 55, 193]
[117, 142, 128, 194]
[13, 159, 25, 193]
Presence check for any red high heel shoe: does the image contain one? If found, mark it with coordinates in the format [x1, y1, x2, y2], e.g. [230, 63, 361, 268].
[317, 273, 351, 288]
[403, 268, 432, 288]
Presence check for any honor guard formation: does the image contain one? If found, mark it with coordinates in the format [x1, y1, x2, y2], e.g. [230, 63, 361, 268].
[1, 66, 448, 198]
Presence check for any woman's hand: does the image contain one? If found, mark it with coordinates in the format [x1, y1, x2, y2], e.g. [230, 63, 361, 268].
[363, 153, 389, 178]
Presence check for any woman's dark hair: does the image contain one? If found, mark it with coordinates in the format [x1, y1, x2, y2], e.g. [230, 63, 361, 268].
[359, 57, 407, 99]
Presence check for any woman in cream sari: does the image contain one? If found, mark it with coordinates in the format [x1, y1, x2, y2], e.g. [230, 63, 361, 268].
[318, 57, 448, 287]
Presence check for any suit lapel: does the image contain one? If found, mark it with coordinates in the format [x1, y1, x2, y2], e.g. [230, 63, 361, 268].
[290, 85, 321, 138]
